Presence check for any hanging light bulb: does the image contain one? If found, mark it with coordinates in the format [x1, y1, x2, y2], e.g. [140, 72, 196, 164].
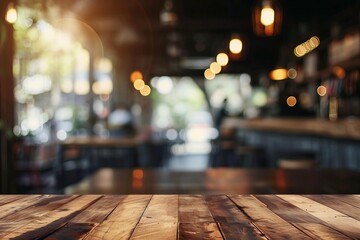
[260, 7, 275, 26]
[5, 2, 17, 24]
[253, 0, 282, 36]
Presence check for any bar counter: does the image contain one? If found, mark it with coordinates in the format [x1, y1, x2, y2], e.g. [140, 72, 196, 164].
[223, 118, 360, 170]
[223, 117, 360, 140]
[64, 168, 360, 194]
[0, 194, 359, 239]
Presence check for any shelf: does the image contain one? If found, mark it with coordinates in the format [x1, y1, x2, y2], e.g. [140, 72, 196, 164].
[305, 56, 360, 82]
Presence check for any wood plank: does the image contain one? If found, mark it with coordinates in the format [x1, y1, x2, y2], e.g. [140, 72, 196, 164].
[179, 195, 214, 223]
[45, 195, 125, 240]
[44, 223, 94, 240]
[0, 195, 78, 238]
[326, 195, 360, 209]
[218, 223, 267, 240]
[0, 195, 27, 206]
[306, 195, 360, 221]
[0, 195, 43, 220]
[205, 195, 264, 239]
[130, 195, 178, 239]
[278, 195, 360, 239]
[138, 195, 178, 224]
[229, 195, 312, 239]
[205, 195, 251, 223]
[256, 195, 351, 240]
[178, 223, 223, 240]
[84, 195, 152, 240]
[2, 195, 101, 240]
[131, 223, 177, 240]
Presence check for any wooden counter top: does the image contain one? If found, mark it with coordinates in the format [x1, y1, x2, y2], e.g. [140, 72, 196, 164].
[60, 136, 139, 147]
[223, 117, 360, 140]
[0, 194, 359, 239]
[64, 168, 360, 194]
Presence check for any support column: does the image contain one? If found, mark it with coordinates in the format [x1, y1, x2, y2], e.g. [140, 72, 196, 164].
[0, 0, 15, 193]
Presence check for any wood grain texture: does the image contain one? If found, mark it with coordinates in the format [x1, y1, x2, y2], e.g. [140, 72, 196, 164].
[84, 195, 151, 240]
[205, 195, 264, 239]
[0, 195, 78, 238]
[324, 195, 360, 209]
[278, 195, 360, 239]
[0, 194, 359, 240]
[45, 195, 125, 240]
[256, 195, 351, 240]
[0, 195, 42, 220]
[139, 195, 178, 224]
[178, 223, 223, 240]
[2, 195, 101, 240]
[217, 222, 267, 240]
[0, 195, 27, 206]
[229, 195, 312, 239]
[178, 195, 213, 223]
[130, 195, 178, 239]
[205, 195, 251, 223]
[130, 223, 177, 240]
[306, 195, 360, 221]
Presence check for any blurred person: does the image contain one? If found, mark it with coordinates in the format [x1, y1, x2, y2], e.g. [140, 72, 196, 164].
[214, 98, 228, 130]
[107, 103, 136, 137]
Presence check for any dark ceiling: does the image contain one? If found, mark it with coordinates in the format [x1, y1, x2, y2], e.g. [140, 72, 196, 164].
[54, 0, 359, 79]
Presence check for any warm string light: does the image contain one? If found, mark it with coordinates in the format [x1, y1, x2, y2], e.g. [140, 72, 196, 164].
[294, 36, 320, 57]
[130, 71, 143, 83]
[204, 36, 242, 80]
[229, 38, 243, 54]
[130, 71, 151, 96]
[134, 79, 145, 90]
[210, 62, 221, 74]
[216, 53, 229, 66]
[204, 68, 215, 80]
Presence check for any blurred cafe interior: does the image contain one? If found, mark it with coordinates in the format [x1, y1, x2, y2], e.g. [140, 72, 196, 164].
[0, 0, 360, 194]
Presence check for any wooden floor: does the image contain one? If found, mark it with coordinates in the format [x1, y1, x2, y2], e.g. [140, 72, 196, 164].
[0, 195, 359, 239]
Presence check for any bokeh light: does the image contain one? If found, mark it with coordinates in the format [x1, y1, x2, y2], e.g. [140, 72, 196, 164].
[216, 53, 229, 66]
[294, 36, 320, 57]
[134, 79, 145, 90]
[229, 38, 243, 54]
[287, 96, 297, 107]
[130, 71, 143, 83]
[6, 3, 17, 24]
[287, 68, 297, 79]
[270, 68, 288, 80]
[210, 62, 221, 74]
[260, 7, 275, 26]
[140, 85, 151, 96]
[92, 79, 113, 95]
[156, 76, 173, 94]
[317, 85, 327, 96]
[74, 80, 90, 95]
[204, 68, 215, 80]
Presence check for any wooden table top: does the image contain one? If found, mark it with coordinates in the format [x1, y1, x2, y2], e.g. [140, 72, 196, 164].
[0, 194, 359, 239]
[65, 168, 360, 194]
